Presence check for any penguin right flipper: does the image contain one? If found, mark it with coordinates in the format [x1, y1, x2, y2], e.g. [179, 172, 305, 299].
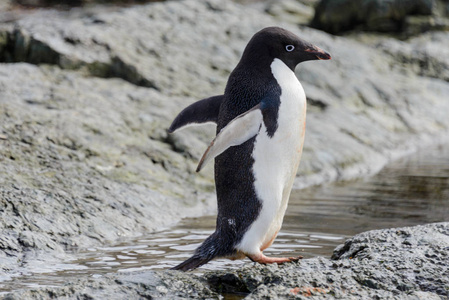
[196, 104, 263, 172]
[168, 95, 223, 133]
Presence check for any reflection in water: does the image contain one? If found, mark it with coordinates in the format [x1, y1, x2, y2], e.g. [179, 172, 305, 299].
[286, 143, 449, 237]
[1, 143, 448, 293]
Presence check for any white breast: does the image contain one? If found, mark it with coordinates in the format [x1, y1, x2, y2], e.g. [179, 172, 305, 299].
[236, 58, 307, 255]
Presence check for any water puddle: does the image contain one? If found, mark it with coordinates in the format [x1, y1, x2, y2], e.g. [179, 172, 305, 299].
[1, 143, 448, 293]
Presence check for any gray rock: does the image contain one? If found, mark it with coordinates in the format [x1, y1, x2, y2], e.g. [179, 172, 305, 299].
[4, 223, 449, 299]
[207, 223, 449, 299]
[265, 0, 315, 24]
[0, 62, 216, 273]
[377, 31, 449, 81]
[2, 270, 216, 299]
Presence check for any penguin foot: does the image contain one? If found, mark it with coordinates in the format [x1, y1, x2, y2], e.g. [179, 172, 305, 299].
[247, 253, 303, 264]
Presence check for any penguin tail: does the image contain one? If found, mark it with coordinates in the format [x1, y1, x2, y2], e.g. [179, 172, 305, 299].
[170, 233, 233, 271]
[170, 254, 212, 272]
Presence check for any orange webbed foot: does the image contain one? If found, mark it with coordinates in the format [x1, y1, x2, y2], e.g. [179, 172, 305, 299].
[248, 253, 303, 264]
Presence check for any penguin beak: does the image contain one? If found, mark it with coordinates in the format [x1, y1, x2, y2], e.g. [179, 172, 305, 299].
[305, 46, 332, 60]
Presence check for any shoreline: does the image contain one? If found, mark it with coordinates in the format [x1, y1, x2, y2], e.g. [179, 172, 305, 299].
[3, 222, 449, 299]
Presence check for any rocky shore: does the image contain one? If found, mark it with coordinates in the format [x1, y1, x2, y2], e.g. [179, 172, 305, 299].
[5, 223, 449, 299]
[1, 0, 449, 298]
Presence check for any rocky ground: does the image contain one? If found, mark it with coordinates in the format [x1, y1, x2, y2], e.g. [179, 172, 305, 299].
[4, 223, 449, 299]
[1, 0, 449, 298]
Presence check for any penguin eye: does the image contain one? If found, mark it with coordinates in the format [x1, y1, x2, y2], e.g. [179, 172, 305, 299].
[285, 45, 295, 52]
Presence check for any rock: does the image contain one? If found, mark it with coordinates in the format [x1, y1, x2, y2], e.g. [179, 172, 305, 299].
[1, 0, 449, 294]
[2, 270, 216, 299]
[205, 223, 449, 299]
[4, 223, 449, 299]
[1, 0, 448, 190]
[404, 15, 449, 36]
[11, 0, 162, 8]
[265, 0, 315, 24]
[0, 62, 216, 273]
[311, 0, 442, 34]
[377, 31, 449, 81]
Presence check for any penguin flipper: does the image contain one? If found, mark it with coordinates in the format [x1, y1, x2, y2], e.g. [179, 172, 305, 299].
[196, 104, 263, 172]
[168, 95, 223, 133]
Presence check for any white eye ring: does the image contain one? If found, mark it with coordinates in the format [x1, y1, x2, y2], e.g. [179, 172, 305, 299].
[286, 45, 295, 52]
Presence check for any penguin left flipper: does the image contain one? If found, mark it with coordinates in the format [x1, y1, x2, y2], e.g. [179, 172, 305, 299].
[196, 104, 263, 172]
[168, 95, 223, 133]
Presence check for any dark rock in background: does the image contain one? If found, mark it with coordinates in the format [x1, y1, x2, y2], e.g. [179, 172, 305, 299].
[311, 0, 449, 35]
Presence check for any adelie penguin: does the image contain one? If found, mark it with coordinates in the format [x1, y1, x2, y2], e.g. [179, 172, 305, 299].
[168, 27, 331, 271]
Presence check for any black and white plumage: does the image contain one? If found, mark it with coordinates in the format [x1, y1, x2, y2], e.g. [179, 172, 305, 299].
[168, 27, 331, 271]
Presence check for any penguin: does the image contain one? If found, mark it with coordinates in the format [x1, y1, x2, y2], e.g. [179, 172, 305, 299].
[168, 27, 331, 271]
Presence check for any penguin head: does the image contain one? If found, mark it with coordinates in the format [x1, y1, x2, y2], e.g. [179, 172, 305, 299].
[241, 27, 331, 71]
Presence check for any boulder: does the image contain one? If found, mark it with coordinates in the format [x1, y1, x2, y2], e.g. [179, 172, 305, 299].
[310, 0, 446, 34]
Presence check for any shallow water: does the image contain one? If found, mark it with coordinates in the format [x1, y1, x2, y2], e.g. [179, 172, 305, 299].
[1, 143, 449, 293]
